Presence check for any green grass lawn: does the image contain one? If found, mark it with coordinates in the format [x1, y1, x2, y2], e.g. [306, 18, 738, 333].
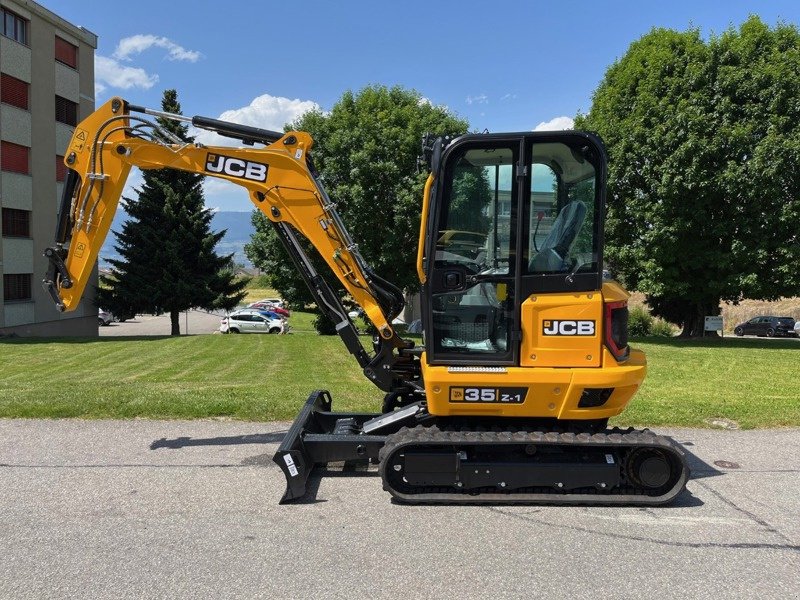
[1, 323, 797, 427]
[623, 337, 799, 429]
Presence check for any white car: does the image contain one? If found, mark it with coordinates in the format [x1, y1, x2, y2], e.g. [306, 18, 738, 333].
[221, 311, 286, 334]
[98, 308, 114, 326]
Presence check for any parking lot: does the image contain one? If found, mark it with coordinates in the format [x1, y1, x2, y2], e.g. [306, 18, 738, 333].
[0, 420, 797, 598]
[99, 310, 225, 337]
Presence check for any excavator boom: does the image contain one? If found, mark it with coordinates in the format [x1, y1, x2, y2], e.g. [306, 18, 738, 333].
[44, 97, 411, 391]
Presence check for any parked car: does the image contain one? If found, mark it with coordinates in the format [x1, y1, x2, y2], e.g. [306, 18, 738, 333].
[113, 309, 135, 323]
[98, 308, 114, 326]
[220, 311, 286, 334]
[248, 302, 290, 317]
[733, 316, 796, 337]
[437, 230, 487, 259]
[237, 308, 286, 321]
[255, 298, 285, 309]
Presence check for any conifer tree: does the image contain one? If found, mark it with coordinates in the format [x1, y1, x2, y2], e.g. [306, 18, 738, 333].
[98, 89, 247, 334]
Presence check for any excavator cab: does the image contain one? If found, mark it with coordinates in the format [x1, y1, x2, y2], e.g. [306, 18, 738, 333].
[423, 133, 603, 366]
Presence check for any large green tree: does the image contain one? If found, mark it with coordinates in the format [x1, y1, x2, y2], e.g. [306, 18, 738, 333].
[576, 17, 800, 336]
[245, 85, 468, 329]
[99, 89, 247, 334]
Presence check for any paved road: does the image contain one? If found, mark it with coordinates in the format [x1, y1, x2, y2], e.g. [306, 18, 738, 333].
[0, 421, 797, 599]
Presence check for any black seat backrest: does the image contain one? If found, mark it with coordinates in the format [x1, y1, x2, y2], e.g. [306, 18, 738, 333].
[530, 200, 587, 272]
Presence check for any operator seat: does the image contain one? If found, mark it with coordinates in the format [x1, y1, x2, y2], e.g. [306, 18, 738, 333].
[530, 200, 587, 272]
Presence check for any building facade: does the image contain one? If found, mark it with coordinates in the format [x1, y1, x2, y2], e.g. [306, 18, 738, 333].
[1, 0, 97, 336]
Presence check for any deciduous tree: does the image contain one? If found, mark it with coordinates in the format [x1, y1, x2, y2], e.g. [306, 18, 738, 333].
[245, 85, 468, 332]
[576, 17, 800, 336]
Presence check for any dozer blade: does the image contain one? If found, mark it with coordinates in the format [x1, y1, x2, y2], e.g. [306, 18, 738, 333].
[273, 390, 327, 504]
[273, 390, 387, 503]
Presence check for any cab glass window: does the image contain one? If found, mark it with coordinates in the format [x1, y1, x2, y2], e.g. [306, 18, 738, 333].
[524, 142, 598, 275]
[437, 147, 514, 275]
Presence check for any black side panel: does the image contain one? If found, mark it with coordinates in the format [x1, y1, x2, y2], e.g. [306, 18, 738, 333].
[55, 168, 80, 244]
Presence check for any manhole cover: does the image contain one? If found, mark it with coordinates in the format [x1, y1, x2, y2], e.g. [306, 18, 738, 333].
[713, 460, 741, 469]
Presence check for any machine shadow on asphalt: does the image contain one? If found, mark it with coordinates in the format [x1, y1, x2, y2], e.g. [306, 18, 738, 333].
[150, 431, 288, 450]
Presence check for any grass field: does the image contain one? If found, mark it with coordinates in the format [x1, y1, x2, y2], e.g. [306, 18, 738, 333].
[1, 316, 797, 427]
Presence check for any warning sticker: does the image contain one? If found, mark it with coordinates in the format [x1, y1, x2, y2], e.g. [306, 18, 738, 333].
[72, 128, 88, 153]
[283, 454, 299, 477]
[74, 242, 86, 259]
[605, 454, 614, 464]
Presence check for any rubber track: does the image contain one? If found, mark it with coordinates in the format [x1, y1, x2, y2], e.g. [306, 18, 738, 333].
[378, 425, 690, 506]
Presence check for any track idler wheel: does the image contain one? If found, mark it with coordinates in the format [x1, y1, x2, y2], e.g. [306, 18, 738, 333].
[626, 448, 672, 490]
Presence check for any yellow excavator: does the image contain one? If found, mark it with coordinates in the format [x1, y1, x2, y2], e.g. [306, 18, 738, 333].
[44, 97, 689, 504]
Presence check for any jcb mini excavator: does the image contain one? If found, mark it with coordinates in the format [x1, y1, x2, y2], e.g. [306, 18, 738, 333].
[44, 97, 689, 504]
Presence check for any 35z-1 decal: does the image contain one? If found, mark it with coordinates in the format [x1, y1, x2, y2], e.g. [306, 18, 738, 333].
[449, 386, 527, 403]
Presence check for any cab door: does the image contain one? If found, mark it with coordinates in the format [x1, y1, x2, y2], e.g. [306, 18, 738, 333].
[422, 132, 606, 367]
[425, 138, 521, 366]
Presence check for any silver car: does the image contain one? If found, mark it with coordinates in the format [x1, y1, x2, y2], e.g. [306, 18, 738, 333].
[221, 311, 285, 334]
[98, 308, 114, 326]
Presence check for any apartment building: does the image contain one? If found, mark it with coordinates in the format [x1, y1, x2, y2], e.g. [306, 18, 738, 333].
[1, 0, 97, 336]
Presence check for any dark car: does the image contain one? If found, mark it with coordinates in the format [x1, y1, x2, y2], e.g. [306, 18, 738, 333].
[734, 316, 796, 337]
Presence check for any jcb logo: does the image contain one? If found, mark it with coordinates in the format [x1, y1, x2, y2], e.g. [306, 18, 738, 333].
[543, 320, 595, 336]
[205, 153, 268, 182]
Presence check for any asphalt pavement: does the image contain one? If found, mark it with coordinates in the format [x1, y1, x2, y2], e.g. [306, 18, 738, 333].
[0, 420, 797, 599]
[99, 310, 225, 336]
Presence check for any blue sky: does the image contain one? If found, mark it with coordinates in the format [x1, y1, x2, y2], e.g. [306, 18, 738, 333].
[45, 0, 800, 211]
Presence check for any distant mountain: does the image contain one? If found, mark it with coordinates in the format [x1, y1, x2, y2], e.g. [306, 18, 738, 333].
[99, 211, 256, 268]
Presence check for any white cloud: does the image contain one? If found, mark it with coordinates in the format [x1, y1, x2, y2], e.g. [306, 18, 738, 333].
[113, 34, 201, 62]
[94, 34, 200, 98]
[466, 94, 488, 105]
[500, 93, 518, 101]
[95, 55, 158, 93]
[534, 116, 574, 131]
[203, 177, 241, 199]
[191, 93, 320, 147]
[191, 93, 321, 210]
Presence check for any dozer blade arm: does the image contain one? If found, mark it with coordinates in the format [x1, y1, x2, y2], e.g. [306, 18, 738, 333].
[44, 96, 412, 390]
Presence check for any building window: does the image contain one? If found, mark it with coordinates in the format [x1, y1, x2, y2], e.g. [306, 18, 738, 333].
[55, 36, 78, 69]
[1, 140, 30, 174]
[1, 73, 29, 110]
[55, 95, 78, 126]
[2, 8, 27, 45]
[56, 155, 67, 182]
[3, 273, 32, 302]
[2, 208, 31, 237]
